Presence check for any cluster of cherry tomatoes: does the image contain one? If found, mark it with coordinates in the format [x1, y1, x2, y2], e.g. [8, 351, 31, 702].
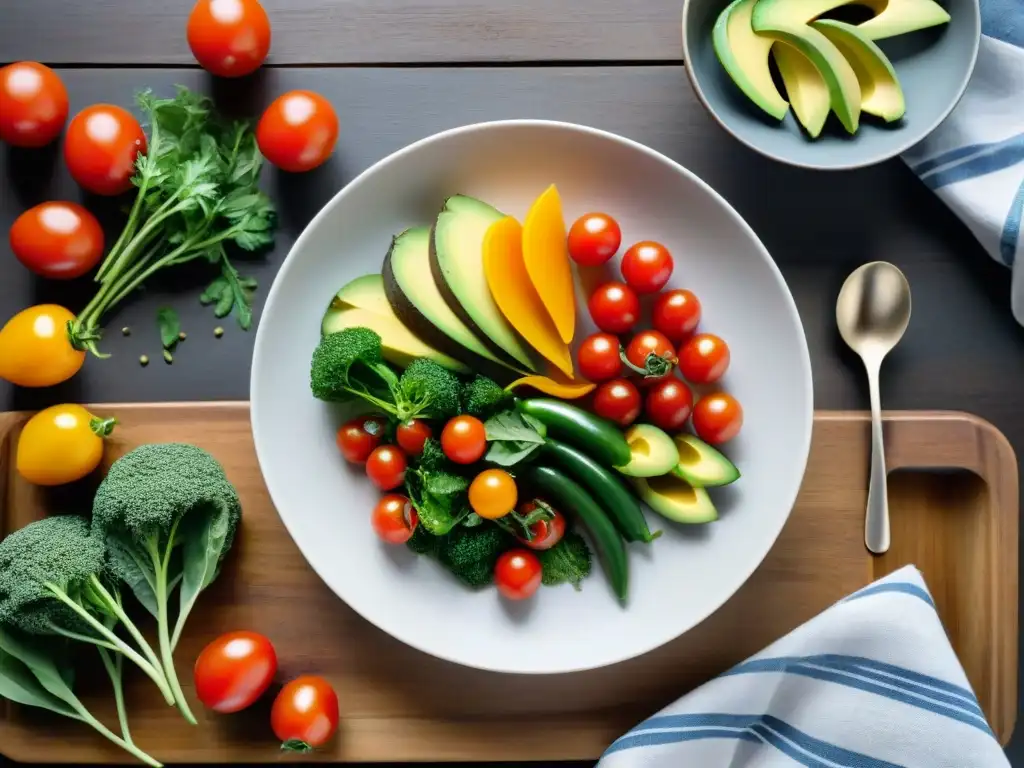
[1, 0, 340, 278]
[193, 630, 338, 752]
[567, 212, 743, 446]
[337, 413, 564, 600]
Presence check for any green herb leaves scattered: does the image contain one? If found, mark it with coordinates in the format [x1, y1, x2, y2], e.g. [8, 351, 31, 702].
[484, 410, 546, 467]
[156, 307, 180, 350]
[70, 87, 276, 356]
[405, 468, 470, 535]
[538, 532, 592, 590]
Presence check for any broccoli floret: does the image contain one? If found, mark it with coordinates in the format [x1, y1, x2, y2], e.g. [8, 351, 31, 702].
[310, 328, 398, 406]
[398, 359, 462, 420]
[0, 516, 168, 766]
[416, 438, 449, 473]
[405, 524, 441, 557]
[437, 525, 514, 588]
[91, 443, 242, 725]
[537, 532, 592, 589]
[462, 375, 513, 419]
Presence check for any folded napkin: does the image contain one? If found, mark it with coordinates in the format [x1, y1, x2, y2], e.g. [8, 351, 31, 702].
[599, 566, 1009, 767]
[901, 3, 1024, 326]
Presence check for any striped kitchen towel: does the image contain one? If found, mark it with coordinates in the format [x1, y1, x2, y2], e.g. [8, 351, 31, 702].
[598, 566, 1009, 767]
[902, 1, 1024, 326]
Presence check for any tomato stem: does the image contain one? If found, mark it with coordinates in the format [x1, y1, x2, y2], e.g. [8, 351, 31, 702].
[280, 740, 314, 754]
[90, 416, 118, 438]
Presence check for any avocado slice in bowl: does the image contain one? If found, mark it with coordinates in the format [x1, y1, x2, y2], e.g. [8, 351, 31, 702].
[774, 42, 831, 138]
[813, 19, 905, 123]
[713, 0, 789, 121]
[617, 424, 679, 478]
[634, 474, 718, 524]
[671, 434, 740, 488]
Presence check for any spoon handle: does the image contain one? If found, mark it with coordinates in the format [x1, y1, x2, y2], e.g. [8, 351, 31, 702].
[865, 366, 891, 554]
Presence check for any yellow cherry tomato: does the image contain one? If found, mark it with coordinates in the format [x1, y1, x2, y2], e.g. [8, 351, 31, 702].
[469, 469, 518, 520]
[16, 404, 116, 486]
[0, 305, 85, 387]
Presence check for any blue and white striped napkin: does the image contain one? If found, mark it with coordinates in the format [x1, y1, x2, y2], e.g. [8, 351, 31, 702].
[902, 1, 1024, 326]
[599, 566, 1009, 767]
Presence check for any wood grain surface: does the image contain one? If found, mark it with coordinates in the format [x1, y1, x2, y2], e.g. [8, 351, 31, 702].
[1, 67, 1022, 765]
[0, 404, 1017, 763]
[0, 0, 684, 65]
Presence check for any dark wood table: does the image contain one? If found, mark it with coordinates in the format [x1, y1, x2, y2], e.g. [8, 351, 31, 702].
[1, 4, 1022, 766]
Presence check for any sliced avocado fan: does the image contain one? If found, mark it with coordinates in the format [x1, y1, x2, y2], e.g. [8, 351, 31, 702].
[773, 42, 831, 138]
[856, 0, 951, 40]
[814, 19, 906, 122]
[753, 0, 862, 134]
[713, 0, 789, 121]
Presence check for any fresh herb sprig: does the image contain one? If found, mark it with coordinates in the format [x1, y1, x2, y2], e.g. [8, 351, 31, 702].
[69, 87, 276, 356]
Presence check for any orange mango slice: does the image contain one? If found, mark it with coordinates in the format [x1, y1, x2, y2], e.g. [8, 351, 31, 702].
[484, 216, 574, 378]
[505, 375, 596, 400]
[522, 184, 576, 344]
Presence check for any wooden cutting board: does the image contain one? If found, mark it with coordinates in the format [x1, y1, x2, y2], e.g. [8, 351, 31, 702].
[0, 404, 1017, 763]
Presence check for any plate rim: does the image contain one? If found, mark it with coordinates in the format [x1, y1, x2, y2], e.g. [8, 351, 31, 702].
[251, 118, 815, 674]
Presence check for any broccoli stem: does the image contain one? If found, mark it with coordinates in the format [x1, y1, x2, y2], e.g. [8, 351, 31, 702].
[146, 532, 198, 725]
[67, 697, 163, 768]
[98, 647, 132, 745]
[43, 583, 175, 706]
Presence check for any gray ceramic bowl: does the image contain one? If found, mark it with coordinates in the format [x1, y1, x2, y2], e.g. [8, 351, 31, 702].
[682, 0, 980, 170]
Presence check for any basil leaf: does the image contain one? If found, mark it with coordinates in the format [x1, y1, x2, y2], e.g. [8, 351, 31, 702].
[156, 307, 180, 350]
[485, 439, 543, 467]
[484, 411, 546, 444]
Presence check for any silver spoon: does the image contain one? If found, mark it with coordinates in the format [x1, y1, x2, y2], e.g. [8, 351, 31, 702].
[836, 261, 912, 554]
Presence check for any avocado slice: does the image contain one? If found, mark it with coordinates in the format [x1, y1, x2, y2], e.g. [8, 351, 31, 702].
[321, 306, 470, 373]
[635, 475, 718, 524]
[328, 273, 394, 316]
[857, 0, 950, 40]
[431, 196, 539, 371]
[671, 434, 740, 488]
[382, 227, 516, 372]
[713, 0, 789, 121]
[774, 43, 830, 138]
[752, 0, 862, 134]
[616, 424, 680, 478]
[813, 20, 905, 122]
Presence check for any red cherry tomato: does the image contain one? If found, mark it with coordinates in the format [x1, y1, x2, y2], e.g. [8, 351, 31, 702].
[516, 503, 566, 551]
[624, 330, 677, 384]
[187, 0, 271, 78]
[621, 241, 673, 294]
[395, 419, 431, 456]
[9, 202, 104, 279]
[371, 494, 418, 544]
[588, 282, 640, 334]
[256, 90, 338, 173]
[567, 212, 621, 267]
[577, 332, 622, 382]
[644, 378, 694, 431]
[271, 675, 339, 752]
[692, 392, 743, 445]
[653, 289, 702, 342]
[0, 62, 69, 148]
[335, 415, 385, 463]
[678, 333, 731, 384]
[494, 549, 542, 600]
[64, 105, 147, 196]
[592, 378, 642, 427]
[194, 630, 277, 714]
[441, 415, 487, 465]
[365, 445, 407, 491]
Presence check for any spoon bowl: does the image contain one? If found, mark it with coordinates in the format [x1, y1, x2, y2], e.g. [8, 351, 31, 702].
[836, 262, 912, 554]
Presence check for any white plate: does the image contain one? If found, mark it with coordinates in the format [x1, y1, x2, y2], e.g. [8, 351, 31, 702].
[251, 120, 813, 675]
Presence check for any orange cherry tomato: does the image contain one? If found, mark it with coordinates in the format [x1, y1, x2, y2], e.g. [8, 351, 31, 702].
[271, 675, 339, 752]
[256, 90, 338, 173]
[187, 0, 272, 78]
[10, 202, 105, 279]
[0, 305, 85, 387]
[469, 469, 518, 520]
[0, 62, 68, 148]
[692, 392, 743, 445]
[441, 415, 487, 465]
[371, 494, 418, 544]
[494, 549, 542, 600]
[64, 104, 147, 196]
[16, 404, 116, 486]
[678, 333, 730, 384]
[194, 630, 277, 714]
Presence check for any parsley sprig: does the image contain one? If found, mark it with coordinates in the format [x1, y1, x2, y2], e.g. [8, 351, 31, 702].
[70, 87, 276, 356]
